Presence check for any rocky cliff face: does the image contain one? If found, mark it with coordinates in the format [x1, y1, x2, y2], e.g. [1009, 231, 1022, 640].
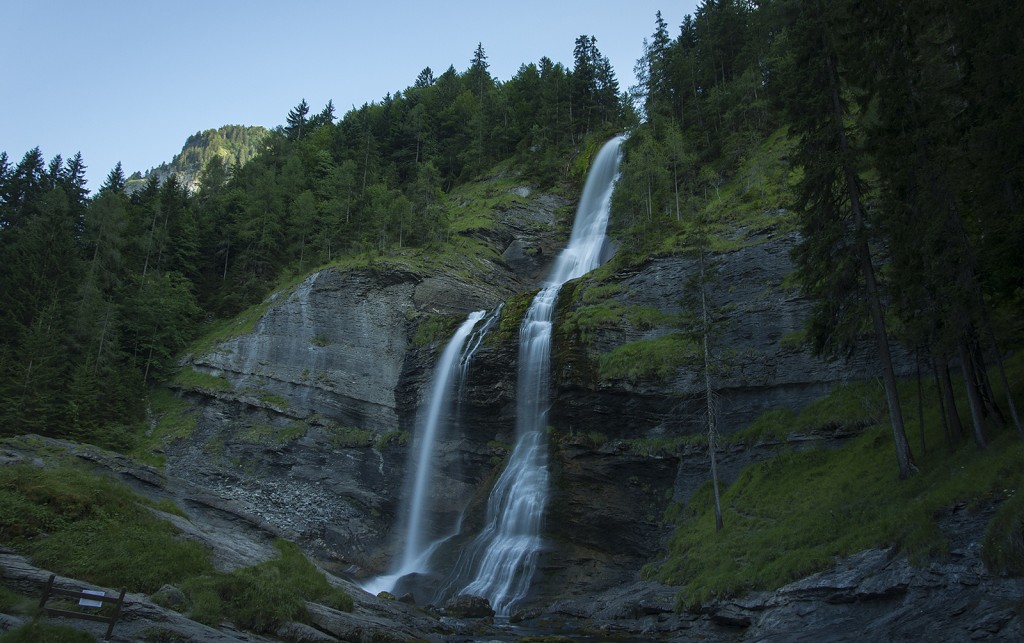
[171, 195, 916, 616]
[171, 188, 568, 575]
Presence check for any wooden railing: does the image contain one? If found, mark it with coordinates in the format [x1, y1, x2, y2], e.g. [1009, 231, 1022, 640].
[38, 574, 126, 641]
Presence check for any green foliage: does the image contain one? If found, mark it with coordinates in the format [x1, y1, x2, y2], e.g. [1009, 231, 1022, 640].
[0, 464, 214, 593]
[488, 290, 535, 345]
[171, 367, 231, 393]
[129, 389, 198, 466]
[983, 490, 1024, 575]
[237, 421, 307, 445]
[413, 313, 462, 348]
[181, 539, 352, 633]
[563, 300, 629, 344]
[0, 585, 32, 614]
[326, 425, 374, 449]
[375, 430, 410, 448]
[598, 333, 698, 382]
[0, 621, 97, 643]
[626, 434, 706, 457]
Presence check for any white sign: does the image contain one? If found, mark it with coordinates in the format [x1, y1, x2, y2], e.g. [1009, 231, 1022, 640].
[78, 589, 104, 608]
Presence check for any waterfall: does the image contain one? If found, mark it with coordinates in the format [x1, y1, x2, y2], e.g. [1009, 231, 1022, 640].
[362, 310, 485, 596]
[440, 135, 625, 615]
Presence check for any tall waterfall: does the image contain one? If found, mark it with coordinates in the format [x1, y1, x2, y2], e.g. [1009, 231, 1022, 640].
[440, 135, 625, 615]
[362, 310, 486, 596]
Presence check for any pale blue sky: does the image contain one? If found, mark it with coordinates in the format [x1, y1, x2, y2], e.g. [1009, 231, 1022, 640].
[2, 1, 697, 188]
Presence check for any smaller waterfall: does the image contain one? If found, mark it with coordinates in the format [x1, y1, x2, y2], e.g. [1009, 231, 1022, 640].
[362, 310, 486, 595]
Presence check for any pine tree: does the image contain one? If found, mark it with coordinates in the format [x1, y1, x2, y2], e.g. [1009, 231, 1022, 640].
[286, 99, 311, 140]
[101, 162, 127, 194]
[414, 66, 435, 88]
[783, 0, 916, 478]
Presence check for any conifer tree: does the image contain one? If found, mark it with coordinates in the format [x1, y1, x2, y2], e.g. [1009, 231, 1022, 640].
[286, 99, 311, 140]
[782, 0, 916, 478]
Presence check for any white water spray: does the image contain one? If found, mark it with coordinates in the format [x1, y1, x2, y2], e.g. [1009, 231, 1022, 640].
[362, 310, 485, 595]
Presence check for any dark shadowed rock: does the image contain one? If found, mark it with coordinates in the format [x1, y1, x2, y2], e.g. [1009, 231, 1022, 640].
[444, 594, 495, 618]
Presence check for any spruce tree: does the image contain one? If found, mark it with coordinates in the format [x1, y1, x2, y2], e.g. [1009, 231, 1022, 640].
[782, 0, 916, 478]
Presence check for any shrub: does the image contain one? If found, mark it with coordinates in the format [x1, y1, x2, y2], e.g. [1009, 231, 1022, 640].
[181, 540, 352, 633]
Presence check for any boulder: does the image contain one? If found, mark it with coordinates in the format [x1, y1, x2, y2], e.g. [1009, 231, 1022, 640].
[444, 594, 495, 618]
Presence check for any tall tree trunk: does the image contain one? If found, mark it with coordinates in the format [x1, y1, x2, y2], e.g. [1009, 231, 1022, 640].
[826, 52, 916, 478]
[916, 349, 926, 457]
[958, 338, 988, 448]
[937, 358, 964, 443]
[932, 358, 953, 449]
[699, 237, 723, 531]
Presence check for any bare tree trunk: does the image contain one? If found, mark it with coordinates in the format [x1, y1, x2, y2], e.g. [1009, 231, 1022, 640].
[916, 348, 926, 457]
[958, 338, 988, 448]
[699, 230, 723, 531]
[937, 358, 964, 443]
[932, 359, 952, 449]
[980, 309, 1023, 437]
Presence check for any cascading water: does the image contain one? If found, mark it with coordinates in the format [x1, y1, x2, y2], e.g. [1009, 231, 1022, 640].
[362, 310, 486, 595]
[438, 135, 625, 615]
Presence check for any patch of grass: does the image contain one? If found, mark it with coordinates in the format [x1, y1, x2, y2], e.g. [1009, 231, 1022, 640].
[626, 434, 706, 457]
[488, 290, 535, 346]
[730, 379, 886, 444]
[983, 489, 1024, 575]
[258, 392, 289, 409]
[0, 464, 214, 594]
[131, 389, 198, 466]
[186, 299, 273, 357]
[237, 421, 307, 445]
[310, 334, 331, 347]
[599, 333, 699, 382]
[146, 498, 188, 519]
[326, 425, 374, 449]
[580, 282, 622, 304]
[0, 585, 33, 614]
[374, 430, 409, 448]
[563, 301, 629, 344]
[181, 539, 352, 634]
[413, 313, 462, 348]
[0, 621, 97, 642]
[171, 367, 231, 393]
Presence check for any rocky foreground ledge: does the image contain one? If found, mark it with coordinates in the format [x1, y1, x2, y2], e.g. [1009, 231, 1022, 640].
[2, 437, 1022, 642]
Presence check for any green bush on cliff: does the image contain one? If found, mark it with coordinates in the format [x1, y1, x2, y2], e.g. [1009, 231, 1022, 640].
[598, 333, 699, 382]
[0, 464, 213, 593]
[413, 313, 462, 348]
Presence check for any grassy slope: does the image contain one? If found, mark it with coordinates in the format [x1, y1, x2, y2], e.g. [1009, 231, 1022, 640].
[650, 357, 1024, 607]
[0, 451, 352, 634]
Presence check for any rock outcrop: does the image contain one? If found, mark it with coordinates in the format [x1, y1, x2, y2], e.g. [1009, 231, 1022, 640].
[169, 188, 569, 575]
[529, 502, 1023, 641]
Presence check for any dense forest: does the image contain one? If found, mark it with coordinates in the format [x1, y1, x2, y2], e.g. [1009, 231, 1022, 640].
[1, 0, 1021, 471]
